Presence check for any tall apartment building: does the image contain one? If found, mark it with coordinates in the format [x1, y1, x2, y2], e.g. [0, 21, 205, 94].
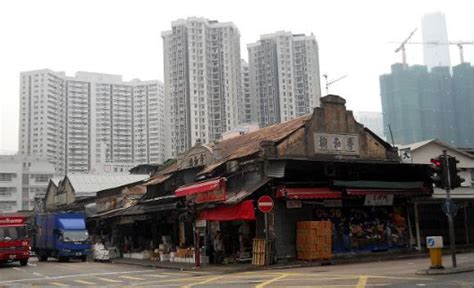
[248, 31, 321, 128]
[422, 12, 451, 70]
[353, 111, 385, 140]
[162, 17, 241, 156]
[380, 63, 473, 147]
[240, 59, 256, 124]
[0, 155, 54, 212]
[19, 70, 166, 175]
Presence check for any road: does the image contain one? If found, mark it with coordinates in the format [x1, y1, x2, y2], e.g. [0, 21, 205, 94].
[0, 253, 473, 287]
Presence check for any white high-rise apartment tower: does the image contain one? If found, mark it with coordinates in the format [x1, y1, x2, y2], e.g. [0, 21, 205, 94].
[248, 31, 321, 128]
[422, 12, 451, 69]
[240, 59, 256, 124]
[162, 17, 241, 156]
[19, 70, 166, 175]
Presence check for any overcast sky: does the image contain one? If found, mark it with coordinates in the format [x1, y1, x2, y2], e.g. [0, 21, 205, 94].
[0, 0, 473, 152]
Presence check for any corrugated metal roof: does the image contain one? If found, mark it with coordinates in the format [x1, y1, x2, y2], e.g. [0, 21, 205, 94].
[67, 174, 148, 197]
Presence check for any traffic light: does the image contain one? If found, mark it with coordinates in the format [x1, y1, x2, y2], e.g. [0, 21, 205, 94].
[430, 156, 448, 189]
[447, 156, 465, 189]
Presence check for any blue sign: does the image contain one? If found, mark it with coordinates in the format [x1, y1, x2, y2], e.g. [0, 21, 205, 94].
[442, 199, 457, 216]
[427, 238, 435, 247]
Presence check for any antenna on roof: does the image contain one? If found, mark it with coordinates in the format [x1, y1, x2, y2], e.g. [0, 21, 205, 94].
[388, 124, 395, 146]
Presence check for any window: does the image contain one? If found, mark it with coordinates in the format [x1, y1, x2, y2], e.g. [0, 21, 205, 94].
[0, 173, 14, 182]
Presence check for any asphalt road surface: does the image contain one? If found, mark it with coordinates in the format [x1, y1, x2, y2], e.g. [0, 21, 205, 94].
[0, 253, 473, 287]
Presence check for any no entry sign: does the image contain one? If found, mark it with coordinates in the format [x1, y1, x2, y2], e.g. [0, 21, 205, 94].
[257, 195, 274, 213]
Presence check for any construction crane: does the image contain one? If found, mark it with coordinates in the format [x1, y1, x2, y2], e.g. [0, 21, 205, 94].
[394, 28, 418, 68]
[402, 41, 474, 64]
[323, 74, 348, 95]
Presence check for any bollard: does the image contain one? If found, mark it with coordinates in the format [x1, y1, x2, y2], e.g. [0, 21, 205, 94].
[426, 236, 444, 269]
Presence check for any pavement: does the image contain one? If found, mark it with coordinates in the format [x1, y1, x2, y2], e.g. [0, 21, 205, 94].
[0, 253, 472, 287]
[111, 248, 472, 273]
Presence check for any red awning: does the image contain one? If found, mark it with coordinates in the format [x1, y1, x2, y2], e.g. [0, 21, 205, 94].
[198, 200, 255, 221]
[175, 178, 226, 197]
[346, 188, 427, 196]
[276, 187, 342, 199]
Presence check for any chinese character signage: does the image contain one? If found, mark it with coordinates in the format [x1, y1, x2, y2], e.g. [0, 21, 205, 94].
[364, 194, 394, 206]
[314, 133, 360, 155]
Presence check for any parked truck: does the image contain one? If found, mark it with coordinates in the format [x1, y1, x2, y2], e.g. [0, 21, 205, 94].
[0, 214, 31, 266]
[33, 212, 91, 262]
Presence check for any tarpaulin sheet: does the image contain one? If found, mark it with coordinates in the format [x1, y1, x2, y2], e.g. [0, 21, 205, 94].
[198, 200, 255, 221]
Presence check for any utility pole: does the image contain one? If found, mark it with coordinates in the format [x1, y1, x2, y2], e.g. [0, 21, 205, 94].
[443, 149, 457, 268]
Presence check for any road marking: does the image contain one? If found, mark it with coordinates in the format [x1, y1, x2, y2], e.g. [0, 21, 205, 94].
[145, 274, 168, 278]
[181, 275, 226, 288]
[255, 273, 289, 288]
[27, 263, 37, 267]
[33, 272, 45, 277]
[356, 275, 368, 288]
[12, 267, 22, 271]
[49, 282, 68, 287]
[74, 279, 96, 285]
[0, 269, 153, 284]
[131, 276, 207, 287]
[96, 277, 123, 283]
[119, 275, 146, 281]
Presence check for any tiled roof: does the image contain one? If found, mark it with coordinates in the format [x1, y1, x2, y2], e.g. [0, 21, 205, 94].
[214, 114, 311, 162]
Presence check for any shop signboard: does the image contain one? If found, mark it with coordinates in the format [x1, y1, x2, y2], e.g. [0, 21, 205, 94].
[195, 219, 207, 228]
[314, 133, 360, 155]
[194, 187, 226, 203]
[286, 200, 302, 209]
[364, 194, 394, 206]
[323, 199, 343, 207]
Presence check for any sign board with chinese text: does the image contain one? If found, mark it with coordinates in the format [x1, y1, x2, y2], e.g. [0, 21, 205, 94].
[193, 187, 226, 203]
[323, 199, 343, 207]
[286, 200, 302, 209]
[364, 194, 394, 206]
[399, 148, 412, 163]
[314, 133, 360, 155]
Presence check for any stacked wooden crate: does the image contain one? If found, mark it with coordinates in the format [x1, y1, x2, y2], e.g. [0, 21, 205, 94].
[252, 238, 266, 266]
[296, 221, 332, 261]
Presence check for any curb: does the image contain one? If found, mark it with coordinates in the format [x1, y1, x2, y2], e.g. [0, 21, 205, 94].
[416, 265, 474, 275]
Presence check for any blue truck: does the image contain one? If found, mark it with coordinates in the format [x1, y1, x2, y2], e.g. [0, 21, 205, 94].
[33, 212, 91, 262]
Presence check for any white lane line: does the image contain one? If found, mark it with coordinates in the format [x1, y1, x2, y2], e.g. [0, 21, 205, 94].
[96, 277, 123, 283]
[145, 274, 168, 278]
[0, 269, 154, 284]
[119, 275, 146, 281]
[74, 279, 96, 285]
[33, 272, 45, 277]
[49, 282, 68, 287]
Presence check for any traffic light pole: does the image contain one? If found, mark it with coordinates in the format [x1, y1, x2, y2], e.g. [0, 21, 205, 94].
[443, 149, 457, 268]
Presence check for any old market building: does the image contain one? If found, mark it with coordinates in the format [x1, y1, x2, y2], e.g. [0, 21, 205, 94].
[93, 95, 433, 264]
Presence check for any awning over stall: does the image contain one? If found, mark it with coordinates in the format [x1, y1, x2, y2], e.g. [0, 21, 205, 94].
[198, 200, 255, 221]
[175, 177, 227, 203]
[276, 187, 342, 199]
[175, 177, 226, 197]
[346, 188, 428, 196]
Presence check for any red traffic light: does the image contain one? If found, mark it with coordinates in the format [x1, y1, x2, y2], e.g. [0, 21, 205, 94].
[430, 158, 442, 167]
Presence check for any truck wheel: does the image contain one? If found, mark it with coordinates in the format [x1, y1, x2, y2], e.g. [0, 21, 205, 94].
[58, 256, 69, 262]
[81, 255, 87, 262]
[20, 259, 28, 266]
[38, 252, 48, 262]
